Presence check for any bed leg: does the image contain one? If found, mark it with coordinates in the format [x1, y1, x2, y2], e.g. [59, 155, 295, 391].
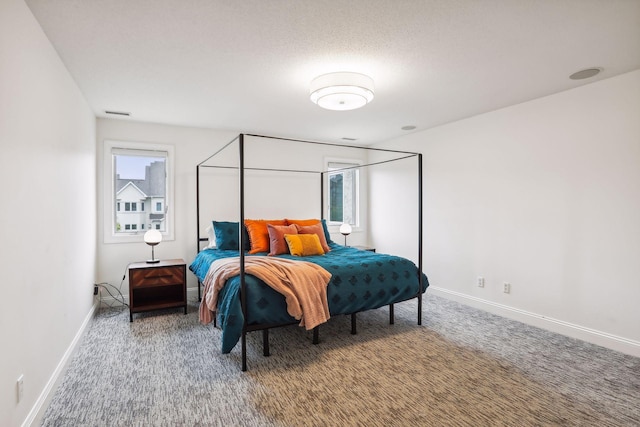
[241, 331, 247, 372]
[312, 326, 319, 344]
[263, 329, 270, 357]
[389, 304, 394, 324]
[351, 313, 357, 335]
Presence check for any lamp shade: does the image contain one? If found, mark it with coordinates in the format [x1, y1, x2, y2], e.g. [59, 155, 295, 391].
[339, 223, 352, 236]
[144, 230, 162, 263]
[144, 229, 162, 245]
[310, 72, 374, 111]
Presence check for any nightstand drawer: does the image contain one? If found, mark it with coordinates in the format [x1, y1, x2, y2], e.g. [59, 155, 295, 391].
[130, 265, 185, 288]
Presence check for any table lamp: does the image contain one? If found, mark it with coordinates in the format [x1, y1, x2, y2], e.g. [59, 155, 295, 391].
[339, 223, 352, 247]
[144, 229, 162, 263]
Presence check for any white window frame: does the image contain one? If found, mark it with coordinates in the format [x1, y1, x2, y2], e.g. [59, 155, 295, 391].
[103, 140, 175, 244]
[325, 157, 362, 228]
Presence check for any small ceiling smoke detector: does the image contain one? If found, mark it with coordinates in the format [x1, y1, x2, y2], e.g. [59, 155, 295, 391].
[569, 68, 602, 80]
[401, 125, 416, 131]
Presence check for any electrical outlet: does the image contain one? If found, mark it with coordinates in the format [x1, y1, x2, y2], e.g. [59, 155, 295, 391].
[94, 285, 99, 296]
[477, 277, 485, 288]
[503, 282, 511, 294]
[17, 375, 24, 403]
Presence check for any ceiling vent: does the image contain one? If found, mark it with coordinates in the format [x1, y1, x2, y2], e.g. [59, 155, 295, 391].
[569, 68, 602, 80]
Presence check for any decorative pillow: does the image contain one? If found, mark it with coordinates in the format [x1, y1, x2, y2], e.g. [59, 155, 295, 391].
[212, 221, 250, 251]
[320, 219, 334, 244]
[244, 219, 287, 254]
[267, 224, 298, 256]
[205, 224, 216, 248]
[284, 218, 334, 244]
[284, 233, 325, 257]
[295, 223, 331, 253]
[285, 218, 320, 227]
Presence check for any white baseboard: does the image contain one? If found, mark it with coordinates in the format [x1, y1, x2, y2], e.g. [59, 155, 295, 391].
[428, 286, 640, 358]
[22, 299, 100, 427]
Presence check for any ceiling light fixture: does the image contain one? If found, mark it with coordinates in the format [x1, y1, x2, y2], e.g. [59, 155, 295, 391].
[310, 72, 374, 111]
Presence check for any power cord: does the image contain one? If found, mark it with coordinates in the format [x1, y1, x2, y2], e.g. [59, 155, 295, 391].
[94, 263, 132, 316]
[94, 282, 128, 308]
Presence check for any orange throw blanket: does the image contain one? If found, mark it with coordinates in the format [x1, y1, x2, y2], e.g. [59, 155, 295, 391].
[199, 256, 331, 330]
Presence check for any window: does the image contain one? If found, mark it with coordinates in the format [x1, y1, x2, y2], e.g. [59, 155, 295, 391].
[104, 140, 174, 243]
[328, 161, 360, 226]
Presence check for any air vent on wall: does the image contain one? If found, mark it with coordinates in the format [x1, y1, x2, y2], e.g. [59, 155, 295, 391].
[105, 110, 131, 116]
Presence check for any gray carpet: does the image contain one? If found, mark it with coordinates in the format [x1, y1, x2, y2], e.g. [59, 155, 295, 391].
[41, 294, 639, 426]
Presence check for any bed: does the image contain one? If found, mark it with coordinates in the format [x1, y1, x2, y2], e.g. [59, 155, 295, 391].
[193, 134, 427, 370]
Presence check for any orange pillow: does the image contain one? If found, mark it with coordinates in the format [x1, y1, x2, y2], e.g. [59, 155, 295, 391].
[244, 219, 287, 254]
[285, 218, 320, 226]
[295, 223, 331, 253]
[267, 224, 298, 256]
[284, 234, 325, 256]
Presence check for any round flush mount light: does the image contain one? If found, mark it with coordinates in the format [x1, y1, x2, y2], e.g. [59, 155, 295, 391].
[569, 67, 603, 80]
[310, 72, 374, 111]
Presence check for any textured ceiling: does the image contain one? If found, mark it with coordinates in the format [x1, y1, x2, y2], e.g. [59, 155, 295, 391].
[25, 0, 640, 144]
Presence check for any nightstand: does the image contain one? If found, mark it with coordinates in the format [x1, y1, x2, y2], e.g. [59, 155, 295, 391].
[353, 245, 376, 252]
[128, 259, 187, 322]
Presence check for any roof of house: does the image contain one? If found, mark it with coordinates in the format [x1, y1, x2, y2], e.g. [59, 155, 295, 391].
[116, 161, 165, 197]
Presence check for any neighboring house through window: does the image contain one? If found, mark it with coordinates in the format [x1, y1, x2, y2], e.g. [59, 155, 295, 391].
[103, 140, 174, 243]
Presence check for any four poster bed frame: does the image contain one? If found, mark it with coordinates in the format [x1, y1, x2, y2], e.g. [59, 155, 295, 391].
[194, 133, 425, 371]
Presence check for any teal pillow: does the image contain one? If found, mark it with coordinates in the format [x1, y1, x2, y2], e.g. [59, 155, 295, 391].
[321, 219, 334, 244]
[212, 221, 250, 250]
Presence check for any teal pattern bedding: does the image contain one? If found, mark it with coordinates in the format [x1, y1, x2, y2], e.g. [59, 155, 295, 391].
[190, 243, 429, 353]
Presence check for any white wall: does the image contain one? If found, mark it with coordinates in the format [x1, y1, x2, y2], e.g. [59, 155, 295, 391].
[371, 70, 640, 356]
[368, 154, 420, 262]
[0, 1, 97, 426]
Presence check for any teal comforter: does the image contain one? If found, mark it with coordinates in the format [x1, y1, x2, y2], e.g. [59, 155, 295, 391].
[190, 243, 429, 353]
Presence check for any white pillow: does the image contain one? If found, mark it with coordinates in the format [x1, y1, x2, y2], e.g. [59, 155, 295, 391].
[204, 225, 216, 249]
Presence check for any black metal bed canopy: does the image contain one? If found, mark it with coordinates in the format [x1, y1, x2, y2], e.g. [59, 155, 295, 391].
[195, 133, 423, 370]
